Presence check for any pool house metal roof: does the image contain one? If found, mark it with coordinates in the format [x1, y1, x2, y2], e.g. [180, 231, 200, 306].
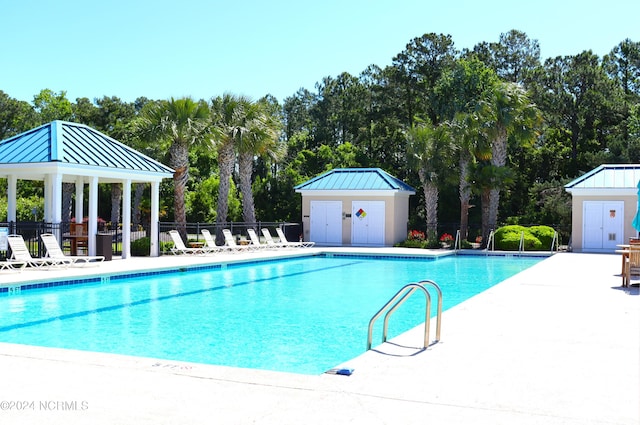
[294, 168, 415, 194]
[565, 164, 640, 196]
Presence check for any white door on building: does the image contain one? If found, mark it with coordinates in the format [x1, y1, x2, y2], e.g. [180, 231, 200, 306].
[310, 201, 342, 245]
[583, 201, 623, 251]
[351, 201, 385, 246]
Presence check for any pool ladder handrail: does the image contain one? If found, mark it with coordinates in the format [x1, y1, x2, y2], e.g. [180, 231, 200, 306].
[485, 229, 495, 253]
[518, 231, 525, 253]
[366, 280, 442, 351]
[550, 231, 559, 252]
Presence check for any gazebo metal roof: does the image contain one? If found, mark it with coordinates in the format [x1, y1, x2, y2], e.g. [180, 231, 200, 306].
[0, 120, 174, 258]
[0, 120, 174, 182]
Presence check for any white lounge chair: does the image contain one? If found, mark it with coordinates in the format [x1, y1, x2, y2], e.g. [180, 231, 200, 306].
[40, 233, 104, 266]
[6, 234, 73, 268]
[168, 230, 208, 255]
[246, 228, 269, 250]
[222, 229, 251, 252]
[200, 229, 232, 252]
[261, 228, 288, 249]
[275, 227, 315, 248]
[0, 260, 26, 272]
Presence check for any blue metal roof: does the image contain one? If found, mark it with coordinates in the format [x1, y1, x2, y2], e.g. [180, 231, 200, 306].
[565, 164, 640, 189]
[294, 168, 415, 192]
[0, 120, 174, 174]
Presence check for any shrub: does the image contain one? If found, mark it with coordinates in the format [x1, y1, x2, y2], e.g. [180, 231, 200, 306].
[494, 225, 543, 251]
[460, 239, 472, 249]
[395, 239, 428, 248]
[529, 225, 556, 250]
[131, 237, 150, 256]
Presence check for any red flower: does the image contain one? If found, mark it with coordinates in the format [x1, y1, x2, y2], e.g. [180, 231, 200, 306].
[408, 230, 425, 241]
[439, 233, 453, 242]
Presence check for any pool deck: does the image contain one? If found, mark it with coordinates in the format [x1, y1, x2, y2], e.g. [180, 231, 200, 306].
[0, 249, 638, 424]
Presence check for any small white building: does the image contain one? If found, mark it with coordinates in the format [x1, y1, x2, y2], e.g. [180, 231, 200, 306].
[294, 168, 415, 247]
[564, 164, 640, 253]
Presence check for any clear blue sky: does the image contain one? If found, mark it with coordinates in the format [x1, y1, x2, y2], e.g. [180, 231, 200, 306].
[1, 0, 638, 105]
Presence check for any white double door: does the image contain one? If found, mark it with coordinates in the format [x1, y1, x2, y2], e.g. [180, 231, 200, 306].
[351, 201, 385, 246]
[310, 201, 343, 245]
[583, 201, 623, 251]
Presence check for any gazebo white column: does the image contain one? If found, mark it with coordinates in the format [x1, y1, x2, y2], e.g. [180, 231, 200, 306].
[44, 173, 63, 224]
[121, 180, 132, 259]
[150, 181, 160, 257]
[7, 175, 17, 223]
[88, 176, 99, 256]
[75, 176, 84, 221]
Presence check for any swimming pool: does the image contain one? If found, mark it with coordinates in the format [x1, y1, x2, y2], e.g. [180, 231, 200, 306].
[0, 253, 542, 375]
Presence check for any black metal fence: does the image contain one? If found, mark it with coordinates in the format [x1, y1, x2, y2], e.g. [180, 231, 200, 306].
[0, 221, 127, 260]
[1, 219, 569, 259]
[0, 221, 302, 259]
[158, 222, 302, 252]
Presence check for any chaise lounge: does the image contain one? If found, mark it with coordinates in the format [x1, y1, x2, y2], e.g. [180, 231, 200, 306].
[40, 233, 104, 266]
[7, 234, 73, 269]
[168, 230, 210, 255]
[275, 227, 315, 248]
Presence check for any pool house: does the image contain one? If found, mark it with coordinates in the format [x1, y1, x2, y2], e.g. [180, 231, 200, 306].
[294, 168, 415, 247]
[565, 163, 640, 253]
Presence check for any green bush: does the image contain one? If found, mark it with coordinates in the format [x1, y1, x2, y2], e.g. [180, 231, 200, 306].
[529, 225, 556, 250]
[131, 237, 174, 255]
[494, 225, 544, 251]
[460, 239, 472, 249]
[131, 237, 151, 256]
[395, 239, 428, 248]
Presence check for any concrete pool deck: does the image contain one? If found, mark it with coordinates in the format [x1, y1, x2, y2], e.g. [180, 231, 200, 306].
[0, 250, 638, 424]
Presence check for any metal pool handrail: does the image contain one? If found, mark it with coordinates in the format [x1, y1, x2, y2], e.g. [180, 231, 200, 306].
[367, 280, 442, 350]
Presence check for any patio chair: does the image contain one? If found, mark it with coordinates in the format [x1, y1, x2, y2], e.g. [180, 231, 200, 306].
[246, 228, 269, 250]
[623, 245, 640, 287]
[40, 233, 104, 266]
[275, 227, 315, 248]
[222, 229, 251, 252]
[261, 228, 288, 249]
[168, 230, 208, 255]
[6, 234, 73, 269]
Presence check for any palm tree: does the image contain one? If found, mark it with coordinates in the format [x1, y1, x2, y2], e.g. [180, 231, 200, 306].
[469, 162, 513, 246]
[236, 99, 285, 225]
[209, 94, 254, 236]
[478, 82, 540, 232]
[451, 112, 492, 241]
[135, 97, 209, 237]
[406, 119, 454, 238]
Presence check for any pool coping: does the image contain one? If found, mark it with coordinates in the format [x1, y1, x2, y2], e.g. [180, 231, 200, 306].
[0, 247, 552, 293]
[0, 250, 637, 424]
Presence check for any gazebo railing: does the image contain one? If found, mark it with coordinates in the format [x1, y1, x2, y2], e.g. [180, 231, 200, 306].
[0, 221, 132, 259]
[0, 221, 304, 258]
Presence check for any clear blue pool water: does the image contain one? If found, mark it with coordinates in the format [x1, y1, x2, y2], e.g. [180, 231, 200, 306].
[0, 253, 543, 375]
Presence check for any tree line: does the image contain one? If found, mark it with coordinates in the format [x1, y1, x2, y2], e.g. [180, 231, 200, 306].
[1, 30, 638, 244]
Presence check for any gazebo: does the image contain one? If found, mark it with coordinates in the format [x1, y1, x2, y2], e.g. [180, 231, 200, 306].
[0, 120, 174, 258]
